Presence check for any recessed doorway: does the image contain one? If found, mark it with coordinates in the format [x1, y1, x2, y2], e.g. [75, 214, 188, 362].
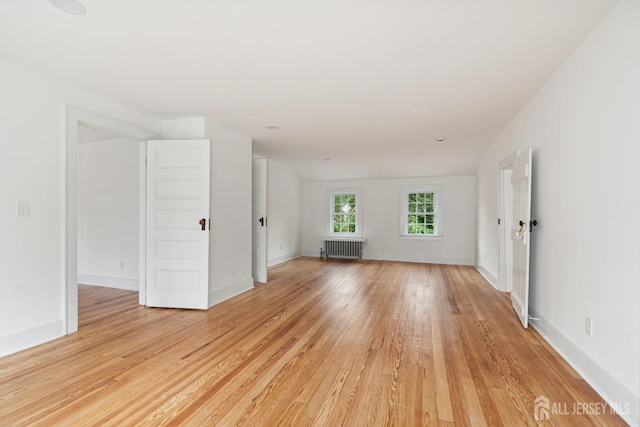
[65, 106, 158, 334]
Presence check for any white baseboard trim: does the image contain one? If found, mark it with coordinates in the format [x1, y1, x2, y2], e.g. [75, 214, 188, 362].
[302, 249, 323, 258]
[363, 251, 474, 266]
[0, 320, 65, 358]
[78, 274, 139, 291]
[529, 308, 639, 427]
[475, 264, 499, 290]
[301, 249, 474, 265]
[267, 251, 301, 267]
[208, 278, 255, 308]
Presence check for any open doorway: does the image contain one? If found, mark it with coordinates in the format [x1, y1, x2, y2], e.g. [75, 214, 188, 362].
[65, 106, 158, 334]
[77, 125, 139, 292]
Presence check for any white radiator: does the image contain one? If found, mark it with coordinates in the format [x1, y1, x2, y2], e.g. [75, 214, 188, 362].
[322, 238, 366, 259]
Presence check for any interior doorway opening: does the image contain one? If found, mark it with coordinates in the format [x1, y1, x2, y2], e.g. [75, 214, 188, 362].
[65, 106, 158, 334]
[77, 125, 140, 293]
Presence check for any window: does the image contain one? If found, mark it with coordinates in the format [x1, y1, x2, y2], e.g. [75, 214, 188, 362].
[329, 190, 361, 234]
[401, 186, 441, 238]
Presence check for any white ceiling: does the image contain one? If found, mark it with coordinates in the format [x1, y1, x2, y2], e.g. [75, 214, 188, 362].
[0, 0, 618, 181]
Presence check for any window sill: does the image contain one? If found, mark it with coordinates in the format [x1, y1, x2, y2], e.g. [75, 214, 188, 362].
[401, 235, 443, 241]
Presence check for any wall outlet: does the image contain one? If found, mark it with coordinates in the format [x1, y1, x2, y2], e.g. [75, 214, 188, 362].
[585, 316, 593, 337]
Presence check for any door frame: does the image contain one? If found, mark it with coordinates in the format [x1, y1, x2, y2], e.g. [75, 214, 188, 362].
[64, 106, 158, 334]
[498, 151, 517, 292]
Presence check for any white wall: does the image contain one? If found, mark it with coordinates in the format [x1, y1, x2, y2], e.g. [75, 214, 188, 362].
[267, 159, 302, 266]
[476, 1, 640, 425]
[302, 175, 476, 265]
[77, 137, 139, 291]
[162, 117, 207, 140]
[0, 58, 161, 357]
[205, 119, 254, 305]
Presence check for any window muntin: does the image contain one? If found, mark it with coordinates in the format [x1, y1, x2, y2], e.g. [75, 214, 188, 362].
[329, 190, 361, 235]
[407, 192, 435, 235]
[402, 186, 441, 237]
[332, 193, 357, 232]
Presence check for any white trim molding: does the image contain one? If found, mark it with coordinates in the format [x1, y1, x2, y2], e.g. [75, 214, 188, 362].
[529, 308, 639, 427]
[364, 251, 473, 266]
[301, 250, 473, 265]
[268, 251, 302, 267]
[78, 275, 139, 291]
[475, 264, 499, 290]
[208, 278, 254, 308]
[0, 320, 64, 358]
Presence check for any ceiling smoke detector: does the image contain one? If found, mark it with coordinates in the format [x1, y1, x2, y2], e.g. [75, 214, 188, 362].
[436, 136, 447, 142]
[48, 0, 87, 15]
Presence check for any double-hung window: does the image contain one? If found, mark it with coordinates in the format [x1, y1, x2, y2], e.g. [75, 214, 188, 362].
[329, 189, 361, 235]
[401, 186, 441, 238]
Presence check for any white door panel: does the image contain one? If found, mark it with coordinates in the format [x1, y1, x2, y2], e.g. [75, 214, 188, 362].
[510, 147, 533, 328]
[252, 158, 267, 283]
[146, 139, 210, 309]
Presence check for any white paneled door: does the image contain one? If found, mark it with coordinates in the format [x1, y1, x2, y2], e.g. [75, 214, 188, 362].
[252, 158, 268, 283]
[146, 140, 210, 309]
[510, 147, 533, 327]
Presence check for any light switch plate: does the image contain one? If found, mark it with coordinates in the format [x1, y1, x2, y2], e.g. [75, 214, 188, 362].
[16, 201, 30, 217]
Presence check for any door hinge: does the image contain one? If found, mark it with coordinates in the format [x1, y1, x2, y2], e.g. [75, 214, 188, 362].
[498, 218, 501, 225]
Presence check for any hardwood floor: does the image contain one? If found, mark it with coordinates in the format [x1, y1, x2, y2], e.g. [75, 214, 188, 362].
[0, 258, 627, 426]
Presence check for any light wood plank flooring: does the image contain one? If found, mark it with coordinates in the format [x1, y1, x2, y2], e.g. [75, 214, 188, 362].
[0, 258, 627, 426]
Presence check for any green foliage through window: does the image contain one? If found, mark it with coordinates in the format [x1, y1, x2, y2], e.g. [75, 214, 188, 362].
[407, 192, 435, 235]
[332, 193, 357, 233]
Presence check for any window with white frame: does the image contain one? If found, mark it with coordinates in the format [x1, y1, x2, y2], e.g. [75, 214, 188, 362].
[401, 186, 441, 237]
[329, 190, 361, 234]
